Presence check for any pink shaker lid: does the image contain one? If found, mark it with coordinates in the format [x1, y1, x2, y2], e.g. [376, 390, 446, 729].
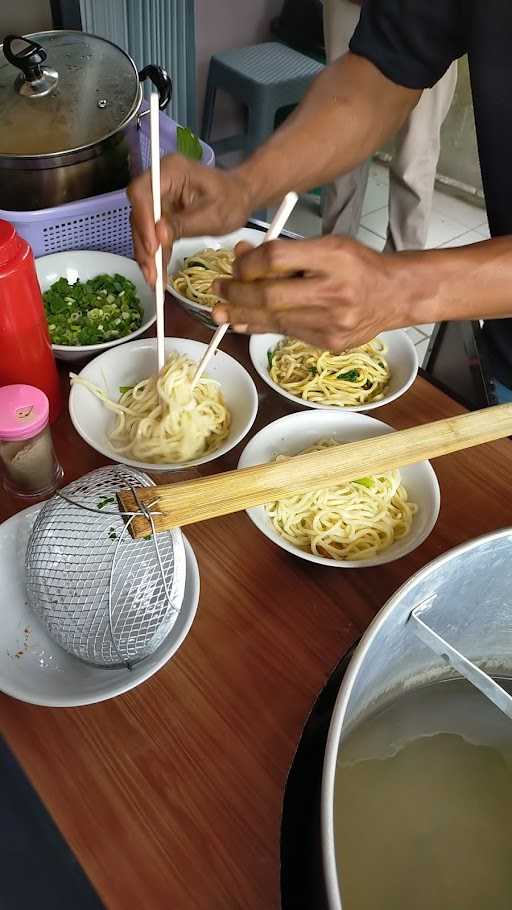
[0, 384, 49, 440]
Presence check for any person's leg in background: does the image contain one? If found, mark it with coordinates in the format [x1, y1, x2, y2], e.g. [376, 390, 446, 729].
[321, 0, 370, 237]
[385, 61, 458, 251]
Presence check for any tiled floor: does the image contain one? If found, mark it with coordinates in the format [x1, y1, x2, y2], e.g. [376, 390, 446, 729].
[276, 162, 489, 366]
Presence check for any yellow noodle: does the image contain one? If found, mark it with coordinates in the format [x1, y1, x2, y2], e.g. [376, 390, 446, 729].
[265, 439, 417, 561]
[71, 352, 231, 463]
[269, 337, 391, 407]
[171, 248, 234, 308]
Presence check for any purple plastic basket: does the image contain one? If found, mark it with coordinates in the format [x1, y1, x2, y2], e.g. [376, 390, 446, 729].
[0, 109, 214, 260]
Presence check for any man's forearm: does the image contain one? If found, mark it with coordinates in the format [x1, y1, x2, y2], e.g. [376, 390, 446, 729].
[398, 237, 512, 326]
[235, 52, 420, 208]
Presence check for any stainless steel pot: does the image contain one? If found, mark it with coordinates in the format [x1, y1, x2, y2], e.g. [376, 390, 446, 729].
[0, 31, 172, 211]
[321, 528, 512, 909]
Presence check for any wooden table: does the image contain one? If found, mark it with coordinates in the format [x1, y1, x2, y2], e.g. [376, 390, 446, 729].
[1, 303, 511, 910]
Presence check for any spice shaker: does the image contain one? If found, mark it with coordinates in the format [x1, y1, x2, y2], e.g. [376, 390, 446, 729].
[0, 219, 62, 422]
[0, 384, 63, 498]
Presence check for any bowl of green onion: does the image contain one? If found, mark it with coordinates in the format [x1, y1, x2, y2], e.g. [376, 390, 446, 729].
[36, 250, 156, 363]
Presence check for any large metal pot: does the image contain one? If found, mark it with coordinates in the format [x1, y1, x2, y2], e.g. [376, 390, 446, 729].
[321, 528, 512, 908]
[0, 31, 172, 211]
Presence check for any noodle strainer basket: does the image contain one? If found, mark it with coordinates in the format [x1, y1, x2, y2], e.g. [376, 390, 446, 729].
[25, 465, 186, 668]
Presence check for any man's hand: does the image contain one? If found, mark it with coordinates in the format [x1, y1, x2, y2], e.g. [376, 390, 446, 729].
[127, 155, 254, 285]
[212, 235, 418, 351]
[128, 54, 419, 288]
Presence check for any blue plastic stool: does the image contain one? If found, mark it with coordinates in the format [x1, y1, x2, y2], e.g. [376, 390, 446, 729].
[201, 42, 324, 218]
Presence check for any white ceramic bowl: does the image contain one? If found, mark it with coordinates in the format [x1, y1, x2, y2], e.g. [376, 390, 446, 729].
[237, 410, 440, 568]
[168, 227, 265, 330]
[36, 250, 156, 362]
[249, 331, 418, 413]
[0, 504, 200, 707]
[69, 337, 258, 471]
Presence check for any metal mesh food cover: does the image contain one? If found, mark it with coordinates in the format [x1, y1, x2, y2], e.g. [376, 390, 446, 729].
[25, 465, 186, 668]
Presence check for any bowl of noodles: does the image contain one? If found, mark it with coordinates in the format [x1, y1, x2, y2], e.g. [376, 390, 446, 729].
[237, 410, 440, 568]
[69, 337, 258, 471]
[249, 331, 418, 412]
[168, 227, 265, 329]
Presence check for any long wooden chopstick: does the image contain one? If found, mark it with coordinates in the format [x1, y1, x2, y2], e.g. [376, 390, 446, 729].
[118, 403, 512, 538]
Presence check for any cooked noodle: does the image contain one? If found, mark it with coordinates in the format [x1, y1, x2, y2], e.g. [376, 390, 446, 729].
[265, 439, 417, 561]
[71, 352, 231, 463]
[269, 337, 391, 407]
[171, 248, 234, 308]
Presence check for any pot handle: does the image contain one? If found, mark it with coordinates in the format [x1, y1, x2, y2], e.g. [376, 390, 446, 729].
[138, 65, 173, 110]
[3, 34, 47, 81]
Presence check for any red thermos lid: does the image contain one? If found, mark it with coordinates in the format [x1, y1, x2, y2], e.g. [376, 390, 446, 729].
[0, 219, 62, 422]
[0, 219, 23, 267]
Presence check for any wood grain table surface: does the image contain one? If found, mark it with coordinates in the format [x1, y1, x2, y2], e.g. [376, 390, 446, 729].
[1, 301, 511, 910]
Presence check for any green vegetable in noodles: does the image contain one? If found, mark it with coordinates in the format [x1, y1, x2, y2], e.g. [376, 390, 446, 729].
[119, 386, 134, 395]
[267, 349, 274, 369]
[337, 369, 359, 382]
[43, 273, 143, 346]
[177, 125, 203, 161]
[354, 477, 374, 489]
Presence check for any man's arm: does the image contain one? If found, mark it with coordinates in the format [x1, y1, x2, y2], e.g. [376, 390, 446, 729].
[235, 52, 420, 208]
[210, 236, 512, 353]
[128, 52, 420, 284]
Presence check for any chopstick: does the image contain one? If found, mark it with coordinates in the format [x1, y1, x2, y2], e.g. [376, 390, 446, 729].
[118, 402, 512, 537]
[150, 90, 166, 373]
[190, 191, 299, 388]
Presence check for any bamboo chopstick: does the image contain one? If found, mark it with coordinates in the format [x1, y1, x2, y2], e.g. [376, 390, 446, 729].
[117, 403, 512, 538]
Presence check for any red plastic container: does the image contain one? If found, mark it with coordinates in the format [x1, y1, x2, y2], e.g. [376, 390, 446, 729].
[0, 219, 61, 422]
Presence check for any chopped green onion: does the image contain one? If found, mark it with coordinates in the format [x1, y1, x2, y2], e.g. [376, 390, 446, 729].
[119, 386, 134, 395]
[267, 349, 274, 369]
[43, 273, 143, 347]
[337, 369, 359, 382]
[354, 477, 373, 489]
[97, 497, 116, 509]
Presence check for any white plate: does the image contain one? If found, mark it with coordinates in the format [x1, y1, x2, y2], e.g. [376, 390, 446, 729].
[237, 410, 440, 568]
[168, 227, 265, 329]
[0, 505, 200, 707]
[69, 337, 258, 471]
[36, 250, 157, 362]
[249, 331, 418, 412]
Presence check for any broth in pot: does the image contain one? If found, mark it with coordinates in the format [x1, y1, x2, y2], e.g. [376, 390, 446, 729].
[334, 678, 512, 909]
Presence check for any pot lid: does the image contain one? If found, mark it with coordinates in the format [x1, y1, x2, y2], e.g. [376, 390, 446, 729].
[0, 31, 141, 157]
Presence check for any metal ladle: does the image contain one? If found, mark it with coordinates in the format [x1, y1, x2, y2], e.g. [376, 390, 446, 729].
[409, 595, 512, 721]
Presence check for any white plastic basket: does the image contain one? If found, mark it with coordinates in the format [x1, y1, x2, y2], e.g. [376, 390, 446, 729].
[0, 111, 214, 259]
